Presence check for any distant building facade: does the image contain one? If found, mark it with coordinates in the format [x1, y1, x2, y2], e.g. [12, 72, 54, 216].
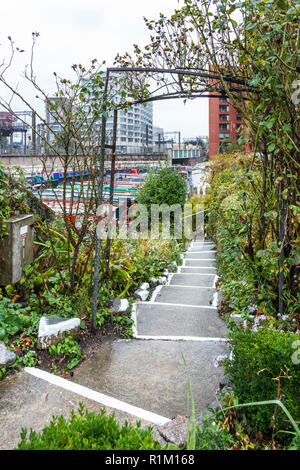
[44, 92, 153, 155]
[107, 102, 153, 154]
[152, 126, 165, 150]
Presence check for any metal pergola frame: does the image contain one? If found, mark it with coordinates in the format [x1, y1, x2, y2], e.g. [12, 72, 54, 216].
[91, 66, 253, 332]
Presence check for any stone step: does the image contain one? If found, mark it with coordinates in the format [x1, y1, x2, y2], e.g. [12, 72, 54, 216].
[169, 273, 216, 287]
[135, 303, 227, 338]
[0, 369, 154, 449]
[71, 339, 229, 420]
[188, 245, 216, 252]
[153, 285, 216, 306]
[185, 251, 216, 260]
[184, 259, 216, 267]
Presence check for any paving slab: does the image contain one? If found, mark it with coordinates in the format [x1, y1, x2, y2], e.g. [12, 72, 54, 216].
[192, 241, 215, 246]
[71, 339, 228, 420]
[154, 285, 216, 306]
[0, 370, 152, 450]
[135, 303, 227, 338]
[184, 259, 216, 267]
[185, 252, 216, 260]
[170, 273, 216, 287]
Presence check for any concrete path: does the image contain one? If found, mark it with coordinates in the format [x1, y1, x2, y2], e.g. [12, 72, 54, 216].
[0, 239, 228, 448]
[0, 369, 154, 450]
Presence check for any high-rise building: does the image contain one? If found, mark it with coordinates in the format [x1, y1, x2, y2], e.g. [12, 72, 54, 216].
[209, 94, 245, 158]
[44, 78, 153, 155]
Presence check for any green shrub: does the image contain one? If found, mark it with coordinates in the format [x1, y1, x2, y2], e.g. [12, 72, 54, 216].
[195, 415, 235, 450]
[138, 167, 187, 210]
[0, 297, 32, 341]
[17, 405, 163, 450]
[290, 435, 300, 450]
[225, 328, 300, 439]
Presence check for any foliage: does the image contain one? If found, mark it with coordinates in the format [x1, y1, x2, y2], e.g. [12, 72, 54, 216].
[224, 328, 300, 439]
[108, 238, 183, 293]
[0, 162, 10, 238]
[205, 153, 299, 320]
[290, 435, 300, 450]
[0, 297, 32, 341]
[195, 415, 235, 450]
[0, 163, 30, 239]
[17, 404, 163, 450]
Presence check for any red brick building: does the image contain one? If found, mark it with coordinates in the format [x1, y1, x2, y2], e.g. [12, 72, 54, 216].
[209, 94, 244, 159]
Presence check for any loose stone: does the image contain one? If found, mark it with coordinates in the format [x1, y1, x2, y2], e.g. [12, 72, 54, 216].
[37, 316, 80, 350]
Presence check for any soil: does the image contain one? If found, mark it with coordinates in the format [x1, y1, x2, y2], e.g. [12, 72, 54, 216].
[2, 320, 127, 382]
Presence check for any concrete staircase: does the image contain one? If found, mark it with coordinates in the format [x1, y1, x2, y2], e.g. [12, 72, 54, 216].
[70, 239, 228, 421]
[133, 240, 227, 341]
[0, 240, 229, 449]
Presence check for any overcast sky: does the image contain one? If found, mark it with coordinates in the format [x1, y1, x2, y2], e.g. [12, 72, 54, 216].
[0, 0, 208, 137]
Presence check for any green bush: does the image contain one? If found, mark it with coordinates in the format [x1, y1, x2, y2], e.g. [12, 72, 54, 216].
[138, 167, 187, 209]
[17, 405, 163, 450]
[225, 328, 300, 439]
[0, 297, 32, 341]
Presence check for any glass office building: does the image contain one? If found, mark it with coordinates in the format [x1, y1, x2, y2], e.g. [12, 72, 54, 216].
[106, 102, 153, 154]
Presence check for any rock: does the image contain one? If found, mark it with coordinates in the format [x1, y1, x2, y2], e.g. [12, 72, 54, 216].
[157, 415, 187, 449]
[162, 269, 169, 276]
[158, 276, 167, 284]
[150, 277, 159, 286]
[0, 341, 16, 368]
[139, 282, 150, 290]
[37, 316, 80, 350]
[151, 428, 168, 448]
[133, 289, 149, 301]
[111, 298, 129, 314]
